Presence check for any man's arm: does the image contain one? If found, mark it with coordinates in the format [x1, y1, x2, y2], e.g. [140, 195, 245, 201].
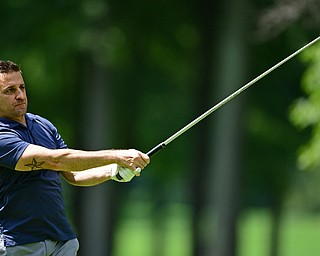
[60, 165, 113, 186]
[15, 144, 150, 172]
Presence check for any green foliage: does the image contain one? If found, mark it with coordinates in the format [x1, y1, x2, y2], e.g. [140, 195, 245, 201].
[290, 43, 320, 170]
[0, 0, 85, 145]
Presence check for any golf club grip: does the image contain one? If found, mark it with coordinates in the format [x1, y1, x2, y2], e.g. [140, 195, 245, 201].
[147, 143, 166, 157]
[115, 144, 165, 180]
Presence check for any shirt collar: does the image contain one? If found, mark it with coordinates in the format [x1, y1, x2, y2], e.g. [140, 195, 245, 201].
[0, 113, 34, 129]
[25, 113, 36, 129]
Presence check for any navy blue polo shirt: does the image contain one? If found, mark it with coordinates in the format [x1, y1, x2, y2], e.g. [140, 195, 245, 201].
[0, 113, 76, 246]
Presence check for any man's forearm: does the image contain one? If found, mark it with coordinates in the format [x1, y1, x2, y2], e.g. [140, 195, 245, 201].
[15, 145, 119, 172]
[50, 148, 120, 172]
[61, 165, 113, 186]
[15, 144, 149, 172]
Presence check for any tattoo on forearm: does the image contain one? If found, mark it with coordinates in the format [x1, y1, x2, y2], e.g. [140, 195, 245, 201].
[25, 158, 45, 171]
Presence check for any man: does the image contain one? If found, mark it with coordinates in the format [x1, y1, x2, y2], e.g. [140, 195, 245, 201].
[0, 60, 150, 255]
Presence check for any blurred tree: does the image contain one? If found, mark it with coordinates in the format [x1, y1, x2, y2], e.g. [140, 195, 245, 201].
[105, 1, 200, 255]
[255, 0, 320, 40]
[290, 43, 320, 171]
[189, 0, 217, 254]
[247, 0, 320, 255]
[74, 55, 116, 256]
[200, 0, 249, 255]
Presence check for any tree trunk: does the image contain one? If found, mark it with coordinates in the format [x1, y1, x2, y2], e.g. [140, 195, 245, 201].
[75, 56, 116, 256]
[270, 205, 282, 256]
[191, 0, 217, 253]
[202, 0, 249, 255]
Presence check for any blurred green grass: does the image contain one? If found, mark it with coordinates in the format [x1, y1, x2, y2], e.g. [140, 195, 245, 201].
[114, 203, 320, 256]
[114, 202, 192, 256]
[239, 209, 320, 256]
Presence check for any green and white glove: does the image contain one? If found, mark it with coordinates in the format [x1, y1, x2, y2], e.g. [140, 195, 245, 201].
[111, 164, 135, 182]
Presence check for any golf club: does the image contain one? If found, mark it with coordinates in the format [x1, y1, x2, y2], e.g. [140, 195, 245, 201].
[118, 36, 320, 179]
[145, 35, 320, 158]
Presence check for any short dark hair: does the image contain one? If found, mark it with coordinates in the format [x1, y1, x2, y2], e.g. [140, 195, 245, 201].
[0, 60, 21, 73]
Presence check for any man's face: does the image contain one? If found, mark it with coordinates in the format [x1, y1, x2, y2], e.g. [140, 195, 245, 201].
[0, 71, 28, 124]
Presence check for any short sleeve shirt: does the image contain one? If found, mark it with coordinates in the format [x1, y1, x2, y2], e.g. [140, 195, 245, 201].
[0, 113, 76, 246]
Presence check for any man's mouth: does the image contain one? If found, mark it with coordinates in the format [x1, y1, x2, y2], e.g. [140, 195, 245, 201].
[14, 102, 27, 108]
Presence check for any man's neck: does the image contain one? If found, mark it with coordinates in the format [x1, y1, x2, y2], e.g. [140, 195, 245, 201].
[0, 115, 26, 126]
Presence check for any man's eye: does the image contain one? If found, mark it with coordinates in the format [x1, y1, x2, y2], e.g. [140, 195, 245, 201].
[5, 88, 15, 94]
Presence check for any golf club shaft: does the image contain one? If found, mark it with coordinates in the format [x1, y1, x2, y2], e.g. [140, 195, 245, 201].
[147, 36, 320, 157]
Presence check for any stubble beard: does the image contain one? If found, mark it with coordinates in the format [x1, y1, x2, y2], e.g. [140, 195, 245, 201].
[11, 102, 28, 123]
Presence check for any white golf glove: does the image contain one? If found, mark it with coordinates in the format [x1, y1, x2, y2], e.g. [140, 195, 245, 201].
[111, 164, 136, 182]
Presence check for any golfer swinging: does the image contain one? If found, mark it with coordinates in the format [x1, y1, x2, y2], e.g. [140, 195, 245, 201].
[0, 60, 150, 255]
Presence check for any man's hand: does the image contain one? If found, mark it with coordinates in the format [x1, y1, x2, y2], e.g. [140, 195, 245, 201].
[115, 149, 150, 172]
[111, 164, 136, 182]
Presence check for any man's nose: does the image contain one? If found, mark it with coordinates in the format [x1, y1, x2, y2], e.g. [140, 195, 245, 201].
[16, 89, 25, 99]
